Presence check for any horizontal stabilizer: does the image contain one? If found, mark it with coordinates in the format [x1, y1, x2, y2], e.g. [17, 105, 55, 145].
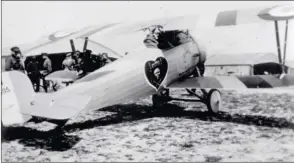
[45, 70, 80, 82]
[168, 74, 294, 89]
[21, 94, 91, 120]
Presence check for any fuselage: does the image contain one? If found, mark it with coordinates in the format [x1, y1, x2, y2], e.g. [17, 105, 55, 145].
[55, 47, 161, 110]
[55, 31, 203, 111]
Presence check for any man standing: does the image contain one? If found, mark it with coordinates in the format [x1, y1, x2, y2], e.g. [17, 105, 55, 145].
[26, 56, 40, 92]
[62, 53, 76, 71]
[5, 46, 25, 73]
[40, 53, 52, 92]
[41, 53, 52, 75]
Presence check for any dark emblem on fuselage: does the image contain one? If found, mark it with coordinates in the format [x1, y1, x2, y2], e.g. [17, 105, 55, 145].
[144, 57, 168, 89]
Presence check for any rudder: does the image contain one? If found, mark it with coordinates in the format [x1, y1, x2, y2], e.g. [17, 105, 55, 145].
[2, 71, 34, 126]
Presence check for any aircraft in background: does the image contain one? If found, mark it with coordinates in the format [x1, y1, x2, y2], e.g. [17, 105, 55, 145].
[2, 4, 294, 132]
[2, 24, 126, 89]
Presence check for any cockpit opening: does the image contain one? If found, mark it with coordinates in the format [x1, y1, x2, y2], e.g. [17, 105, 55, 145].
[143, 28, 193, 50]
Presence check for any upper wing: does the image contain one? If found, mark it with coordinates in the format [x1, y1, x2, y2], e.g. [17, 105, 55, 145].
[110, 4, 294, 33]
[211, 4, 294, 28]
[168, 74, 294, 89]
[2, 23, 123, 59]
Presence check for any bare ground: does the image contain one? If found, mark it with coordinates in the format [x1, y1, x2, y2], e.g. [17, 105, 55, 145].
[2, 89, 294, 162]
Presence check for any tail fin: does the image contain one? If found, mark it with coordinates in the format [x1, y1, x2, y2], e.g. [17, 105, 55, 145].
[2, 71, 91, 126]
[2, 71, 34, 126]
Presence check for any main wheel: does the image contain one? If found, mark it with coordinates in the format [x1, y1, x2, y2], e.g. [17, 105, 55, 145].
[206, 89, 222, 114]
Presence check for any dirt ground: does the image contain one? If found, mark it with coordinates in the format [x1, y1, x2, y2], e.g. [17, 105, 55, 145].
[2, 89, 294, 162]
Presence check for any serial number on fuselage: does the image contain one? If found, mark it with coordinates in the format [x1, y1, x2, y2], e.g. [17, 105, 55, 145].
[2, 86, 11, 94]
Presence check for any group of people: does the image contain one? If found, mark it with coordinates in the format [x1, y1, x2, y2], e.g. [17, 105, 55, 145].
[5, 46, 53, 92]
[5, 46, 112, 92]
[61, 49, 112, 76]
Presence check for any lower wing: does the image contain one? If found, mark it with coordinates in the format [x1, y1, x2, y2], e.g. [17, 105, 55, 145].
[167, 74, 294, 89]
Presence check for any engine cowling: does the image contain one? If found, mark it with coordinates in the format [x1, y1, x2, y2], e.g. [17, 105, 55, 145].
[143, 30, 207, 91]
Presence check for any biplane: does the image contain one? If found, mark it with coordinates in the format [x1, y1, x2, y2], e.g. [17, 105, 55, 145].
[2, 4, 294, 132]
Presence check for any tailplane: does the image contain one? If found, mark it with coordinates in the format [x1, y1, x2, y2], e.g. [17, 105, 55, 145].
[2, 71, 91, 127]
[2, 71, 34, 126]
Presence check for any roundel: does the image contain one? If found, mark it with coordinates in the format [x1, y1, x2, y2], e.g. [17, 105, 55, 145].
[269, 5, 294, 18]
[48, 28, 80, 41]
[259, 5, 294, 21]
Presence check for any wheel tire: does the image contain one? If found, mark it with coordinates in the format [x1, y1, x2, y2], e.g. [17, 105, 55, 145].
[206, 89, 222, 114]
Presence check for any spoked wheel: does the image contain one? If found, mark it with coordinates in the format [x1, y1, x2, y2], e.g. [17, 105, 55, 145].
[206, 89, 222, 114]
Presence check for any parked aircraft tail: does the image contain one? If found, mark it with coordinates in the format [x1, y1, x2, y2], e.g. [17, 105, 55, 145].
[2, 71, 91, 127]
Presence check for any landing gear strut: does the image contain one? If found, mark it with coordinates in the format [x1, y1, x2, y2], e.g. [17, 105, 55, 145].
[152, 89, 170, 107]
[152, 88, 222, 114]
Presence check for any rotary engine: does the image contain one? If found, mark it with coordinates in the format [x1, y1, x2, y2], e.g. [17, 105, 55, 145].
[143, 27, 207, 90]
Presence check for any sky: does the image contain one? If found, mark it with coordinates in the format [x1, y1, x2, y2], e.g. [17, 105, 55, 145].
[2, 1, 292, 48]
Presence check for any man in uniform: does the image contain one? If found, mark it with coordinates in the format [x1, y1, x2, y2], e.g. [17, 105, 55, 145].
[40, 53, 52, 92]
[41, 53, 52, 75]
[5, 46, 25, 73]
[26, 56, 40, 92]
[62, 53, 76, 71]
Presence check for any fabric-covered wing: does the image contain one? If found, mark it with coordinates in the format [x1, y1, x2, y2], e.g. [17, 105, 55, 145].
[2, 23, 122, 58]
[168, 74, 294, 89]
[118, 4, 294, 34]
[213, 5, 294, 27]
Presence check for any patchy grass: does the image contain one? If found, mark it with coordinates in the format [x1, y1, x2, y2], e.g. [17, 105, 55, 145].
[2, 90, 294, 162]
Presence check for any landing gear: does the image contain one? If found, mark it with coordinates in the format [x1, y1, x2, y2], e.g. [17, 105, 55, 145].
[152, 89, 170, 107]
[152, 88, 222, 114]
[183, 88, 222, 114]
[206, 89, 222, 114]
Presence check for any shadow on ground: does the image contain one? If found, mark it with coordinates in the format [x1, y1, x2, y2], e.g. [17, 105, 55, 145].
[2, 126, 81, 151]
[2, 103, 294, 151]
[66, 103, 294, 132]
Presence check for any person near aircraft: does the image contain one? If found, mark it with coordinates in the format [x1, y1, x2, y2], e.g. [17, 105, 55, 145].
[5, 46, 25, 73]
[26, 56, 41, 92]
[40, 53, 52, 92]
[100, 53, 112, 67]
[62, 53, 76, 71]
[73, 51, 81, 64]
[41, 53, 52, 75]
[81, 49, 96, 73]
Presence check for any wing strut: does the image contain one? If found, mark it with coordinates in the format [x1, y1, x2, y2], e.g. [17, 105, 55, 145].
[282, 20, 289, 71]
[274, 20, 290, 74]
[274, 21, 283, 64]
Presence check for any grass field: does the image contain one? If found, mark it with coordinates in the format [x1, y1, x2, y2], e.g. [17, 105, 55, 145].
[2, 89, 294, 162]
